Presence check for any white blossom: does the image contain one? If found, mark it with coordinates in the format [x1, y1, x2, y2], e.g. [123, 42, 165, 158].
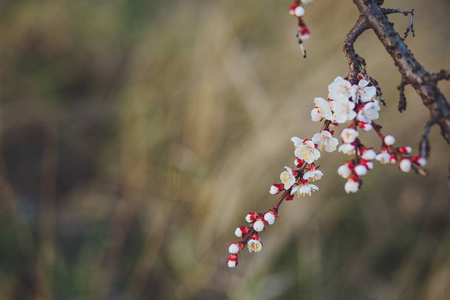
[313, 97, 333, 121]
[253, 220, 265, 232]
[303, 170, 323, 182]
[361, 149, 377, 160]
[331, 99, 357, 124]
[247, 239, 262, 253]
[328, 76, 354, 102]
[384, 135, 396, 146]
[264, 212, 276, 225]
[354, 165, 368, 176]
[280, 166, 296, 190]
[357, 100, 380, 123]
[338, 143, 356, 154]
[229, 244, 240, 254]
[341, 128, 359, 144]
[337, 164, 352, 178]
[376, 152, 391, 164]
[399, 159, 412, 172]
[352, 79, 377, 103]
[295, 140, 321, 163]
[344, 179, 360, 193]
[297, 183, 319, 196]
[312, 130, 339, 152]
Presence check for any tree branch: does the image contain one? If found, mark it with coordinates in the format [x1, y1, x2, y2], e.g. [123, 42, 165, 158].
[351, 0, 450, 144]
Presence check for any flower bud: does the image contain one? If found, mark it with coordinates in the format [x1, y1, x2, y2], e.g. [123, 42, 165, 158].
[354, 165, 368, 176]
[361, 149, 376, 160]
[398, 146, 412, 154]
[235, 226, 249, 238]
[384, 135, 395, 146]
[253, 220, 265, 232]
[344, 178, 360, 193]
[229, 243, 240, 254]
[337, 164, 352, 179]
[227, 254, 238, 268]
[245, 212, 258, 223]
[294, 6, 305, 17]
[399, 159, 411, 172]
[264, 212, 276, 225]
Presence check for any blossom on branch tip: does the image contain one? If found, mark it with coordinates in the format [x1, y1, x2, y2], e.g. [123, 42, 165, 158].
[411, 156, 427, 166]
[245, 212, 259, 223]
[303, 169, 323, 181]
[354, 164, 368, 176]
[312, 130, 339, 152]
[357, 100, 380, 123]
[344, 177, 360, 193]
[280, 167, 296, 189]
[358, 121, 373, 132]
[376, 150, 391, 164]
[294, 140, 321, 163]
[253, 220, 265, 232]
[397, 146, 412, 154]
[361, 148, 377, 160]
[341, 127, 359, 144]
[294, 6, 305, 17]
[227, 254, 238, 268]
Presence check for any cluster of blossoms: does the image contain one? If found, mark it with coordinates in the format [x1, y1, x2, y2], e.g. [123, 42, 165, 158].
[227, 75, 427, 268]
[312, 76, 427, 193]
[227, 124, 338, 267]
[289, 0, 314, 57]
[227, 1, 428, 268]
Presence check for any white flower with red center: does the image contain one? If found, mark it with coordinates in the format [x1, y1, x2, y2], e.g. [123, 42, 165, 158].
[354, 164, 368, 176]
[235, 226, 250, 238]
[312, 97, 333, 121]
[341, 127, 359, 144]
[247, 236, 263, 253]
[280, 166, 296, 189]
[344, 176, 360, 193]
[338, 143, 356, 154]
[328, 76, 354, 102]
[357, 100, 380, 123]
[358, 121, 373, 132]
[295, 140, 321, 163]
[312, 130, 339, 152]
[351, 79, 377, 103]
[331, 99, 357, 124]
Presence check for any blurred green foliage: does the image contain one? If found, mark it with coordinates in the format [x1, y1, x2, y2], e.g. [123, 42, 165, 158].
[0, 0, 449, 299]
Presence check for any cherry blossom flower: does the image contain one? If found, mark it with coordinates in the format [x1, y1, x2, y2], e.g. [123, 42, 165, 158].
[312, 130, 339, 152]
[229, 242, 244, 254]
[341, 127, 359, 143]
[358, 121, 373, 132]
[291, 137, 304, 149]
[312, 97, 333, 121]
[331, 99, 357, 124]
[357, 100, 380, 123]
[247, 238, 263, 253]
[245, 212, 258, 223]
[280, 166, 296, 189]
[295, 140, 321, 163]
[398, 146, 412, 154]
[344, 176, 360, 193]
[351, 79, 376, 103]
[328, 76, 354, 101]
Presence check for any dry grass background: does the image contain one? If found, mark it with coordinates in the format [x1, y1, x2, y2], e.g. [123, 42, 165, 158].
[0, 0, 449, 299]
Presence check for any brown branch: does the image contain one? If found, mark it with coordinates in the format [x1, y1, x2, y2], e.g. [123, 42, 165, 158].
[351, 0, 450, 144]
[344, 16, 369, 83]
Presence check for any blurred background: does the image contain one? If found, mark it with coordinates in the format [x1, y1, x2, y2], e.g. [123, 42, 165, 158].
[0, 0, 449, 299]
